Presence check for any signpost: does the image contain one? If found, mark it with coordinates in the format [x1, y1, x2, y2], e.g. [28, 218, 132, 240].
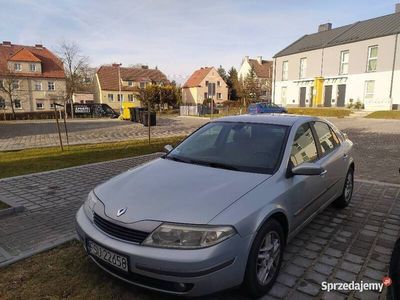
[208, 83, 216, 119]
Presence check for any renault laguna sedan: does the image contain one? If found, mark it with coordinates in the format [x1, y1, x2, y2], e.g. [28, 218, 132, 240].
[75, 114, 354, 298]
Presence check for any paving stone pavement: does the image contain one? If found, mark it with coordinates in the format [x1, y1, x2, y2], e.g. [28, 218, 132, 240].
[0, 152, 399, 299]
[0, 116, 208, 151]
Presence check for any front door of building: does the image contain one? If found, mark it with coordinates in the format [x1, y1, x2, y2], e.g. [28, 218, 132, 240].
[299, 87, 306, 107]
[337, 84, 346, 107]
[324, 85, 332, 107]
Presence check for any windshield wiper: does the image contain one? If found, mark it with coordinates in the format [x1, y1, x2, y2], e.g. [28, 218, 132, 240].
[165, 155, 189, 163]
[189, 159, 240, 171]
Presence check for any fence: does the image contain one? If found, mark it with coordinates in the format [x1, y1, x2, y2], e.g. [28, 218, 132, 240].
[180, 105, 212, 116]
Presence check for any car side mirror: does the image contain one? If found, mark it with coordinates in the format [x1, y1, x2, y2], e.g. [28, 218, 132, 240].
[164, 144, 173, 153]
[292, 162, 325, 176]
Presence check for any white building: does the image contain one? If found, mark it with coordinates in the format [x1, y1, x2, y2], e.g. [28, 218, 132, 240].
[272, 5, 400, 111]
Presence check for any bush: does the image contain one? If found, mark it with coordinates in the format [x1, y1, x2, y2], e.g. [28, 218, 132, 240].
[287, 107, 351, 118]
[0, 111, 66, 121]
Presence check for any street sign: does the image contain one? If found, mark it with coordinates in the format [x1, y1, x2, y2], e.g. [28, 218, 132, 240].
[208, 83, 216, 97]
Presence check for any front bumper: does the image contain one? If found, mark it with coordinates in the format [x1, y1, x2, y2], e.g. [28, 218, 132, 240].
[75, 207, 254, 297]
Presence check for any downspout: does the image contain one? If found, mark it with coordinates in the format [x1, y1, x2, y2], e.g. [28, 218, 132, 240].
[389, 33, 398, 106]
[272, 57, 277, 104]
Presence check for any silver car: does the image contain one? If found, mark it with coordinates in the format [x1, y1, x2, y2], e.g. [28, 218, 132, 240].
[75, 114, 354, 298]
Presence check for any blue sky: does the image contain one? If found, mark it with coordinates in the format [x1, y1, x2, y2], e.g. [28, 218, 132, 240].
[0, 0, 398, 82]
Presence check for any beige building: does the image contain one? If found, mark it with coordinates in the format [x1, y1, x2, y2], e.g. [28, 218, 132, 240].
[72, 92, 94, 104]
[273, 6, 400, 111]
[0, 41, 66, 112]
[94, 64, 169, 111]
[238, 56, 273, 100]
[182, 67, 228, 104]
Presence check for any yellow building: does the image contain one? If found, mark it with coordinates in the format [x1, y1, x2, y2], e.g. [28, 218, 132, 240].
[94, 64, 169, 112]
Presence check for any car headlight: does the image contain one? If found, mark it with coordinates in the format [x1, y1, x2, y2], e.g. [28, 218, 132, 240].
[142, 223, 236, 249]
[83, 191, 98, 222]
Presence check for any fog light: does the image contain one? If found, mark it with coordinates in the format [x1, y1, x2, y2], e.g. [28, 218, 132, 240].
[174, 282, 187, 292]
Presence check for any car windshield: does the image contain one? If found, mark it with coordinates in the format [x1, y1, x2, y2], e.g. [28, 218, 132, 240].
[166, 122, 288, 174]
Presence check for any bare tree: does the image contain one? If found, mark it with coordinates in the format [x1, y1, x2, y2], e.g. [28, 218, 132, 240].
[0, 70, 20, 120]
[57, 41, 90, 103]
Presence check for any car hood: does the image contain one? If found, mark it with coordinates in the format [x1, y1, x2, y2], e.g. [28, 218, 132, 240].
[94, 158, 270, 224]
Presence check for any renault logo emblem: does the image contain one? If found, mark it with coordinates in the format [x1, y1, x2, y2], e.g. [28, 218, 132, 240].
[117, 207, 127, 217]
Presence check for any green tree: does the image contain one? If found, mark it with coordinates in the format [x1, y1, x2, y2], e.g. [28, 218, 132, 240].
[226, 67, 241, 101]
[217, 65, 227, 82]
[242, 67, 262, 106]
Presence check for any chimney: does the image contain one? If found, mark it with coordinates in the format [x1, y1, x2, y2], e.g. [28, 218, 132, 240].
[141, 65, 149, 69]
[112, 63, 121, 67]
[318, 23, 332, 32]
[396, 3, 400, 13]
[257, 56, 263, 64]
[35, 44, 43, 49]
[2, 41, 11, 46]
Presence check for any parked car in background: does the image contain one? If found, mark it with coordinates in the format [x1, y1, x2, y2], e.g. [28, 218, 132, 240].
[248, 102, 287, 114]
[76, 114, 354, 298]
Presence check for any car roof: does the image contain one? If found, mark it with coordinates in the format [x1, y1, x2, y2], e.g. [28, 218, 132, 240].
[214, 114, 318, 126]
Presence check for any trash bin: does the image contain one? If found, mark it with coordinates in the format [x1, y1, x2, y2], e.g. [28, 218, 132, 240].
[136, 108, 146, 123]
[129, 108, 136, 122]
[142, 111, 156, 127]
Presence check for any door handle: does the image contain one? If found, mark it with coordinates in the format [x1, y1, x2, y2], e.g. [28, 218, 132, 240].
[320, 170, 328, 176]
[343, 153, 348, 160]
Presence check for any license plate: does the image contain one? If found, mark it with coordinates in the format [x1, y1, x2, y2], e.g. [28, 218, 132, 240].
[87, 240, 129, 272]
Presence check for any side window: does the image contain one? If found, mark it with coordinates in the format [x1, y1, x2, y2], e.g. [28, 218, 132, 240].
[290, 123, 318, 167]
[313, 122, 339, 155]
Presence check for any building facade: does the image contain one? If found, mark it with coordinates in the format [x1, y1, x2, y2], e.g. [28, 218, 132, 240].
[238, 56, 273, 100]
[272, 7, 400, 111]
[94, 64, 169, 111]
[182, 67, 228, 104]
[0, 41, 66, 112]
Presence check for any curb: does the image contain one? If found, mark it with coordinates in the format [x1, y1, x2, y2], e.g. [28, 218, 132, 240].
[0, 205, 25, 218]
[0, 234, 77, 268]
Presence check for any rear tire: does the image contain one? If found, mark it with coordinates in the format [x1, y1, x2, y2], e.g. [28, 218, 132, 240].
[333, 167, 354, 208]
[242, 219, 284, 298]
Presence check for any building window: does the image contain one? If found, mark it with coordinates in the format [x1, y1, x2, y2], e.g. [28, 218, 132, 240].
[50, 102, 55, 109]
[367, 46, 378, 72]
[127, 81, 133, 86]
[282, 61, 288, 81]
[117, 94, 123, 102]
[217, 81, 221, 87]
[204, 92, 208, 99]
[34, 81, 42, 91]
[205, 81, 209, 86]
[36, 101, 44, 110]
[299, 58, 307, 79]
[128, 94, 134, 102]
[0, 80, 3, 89]
[48, 81, 55, 91]
[364, 80, 375, 99]
[14, 63, 21, 71]
[217, 93, 222, 99]
[339, 50, 349, 75]
[108, 94, 114, 102]
[14, 99, 21, 109]
[12, 80, 19, 90]
[30, 64, 36, 72]
[140, 82, 146, 88]
[0, 97, 5, 109]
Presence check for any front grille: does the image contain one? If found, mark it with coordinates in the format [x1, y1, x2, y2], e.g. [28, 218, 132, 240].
[93, 213, 149, 243]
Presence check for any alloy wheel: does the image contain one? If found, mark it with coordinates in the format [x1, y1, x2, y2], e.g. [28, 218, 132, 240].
[256, 231, 281, 286]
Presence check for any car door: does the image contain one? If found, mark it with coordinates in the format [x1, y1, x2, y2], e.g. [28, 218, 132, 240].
[311, 121, 346, 206]
[286, 122, 326, 229]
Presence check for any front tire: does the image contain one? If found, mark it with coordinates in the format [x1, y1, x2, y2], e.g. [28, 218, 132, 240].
[243, 219, 284, 298]
[333, 167, 354, 208]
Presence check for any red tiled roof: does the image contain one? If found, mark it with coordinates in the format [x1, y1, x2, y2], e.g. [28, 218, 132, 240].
[182, 67, 212, 88]
[0, 43, 65, 78]
[8, 48, 41, 62]
[97, 65, 169, 91]
[248, 59, 273, 79]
